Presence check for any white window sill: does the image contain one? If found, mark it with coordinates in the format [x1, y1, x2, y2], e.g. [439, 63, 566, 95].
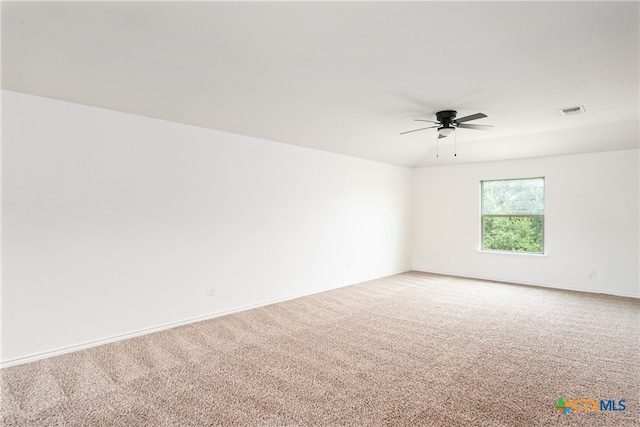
[478, 249, 548, 258]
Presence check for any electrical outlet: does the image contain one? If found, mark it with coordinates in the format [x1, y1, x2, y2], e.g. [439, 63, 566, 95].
[589, 271, 598, 279]
[207, 287, 215, 297]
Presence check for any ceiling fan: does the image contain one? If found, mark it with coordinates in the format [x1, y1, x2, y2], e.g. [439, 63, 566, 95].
[401, 110, 492, 138]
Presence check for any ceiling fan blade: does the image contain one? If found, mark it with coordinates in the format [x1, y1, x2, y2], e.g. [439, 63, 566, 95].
[456, 123, 493, 130]
[400, 126, 437, 135]
[414, 119, 440, 124]
[455, 113, 487, 123]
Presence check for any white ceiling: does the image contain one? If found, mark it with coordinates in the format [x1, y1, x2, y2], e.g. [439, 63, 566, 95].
[2, 1, 639, 167]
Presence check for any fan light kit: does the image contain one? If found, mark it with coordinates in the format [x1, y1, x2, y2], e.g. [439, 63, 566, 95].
[438, 125, 455, 137]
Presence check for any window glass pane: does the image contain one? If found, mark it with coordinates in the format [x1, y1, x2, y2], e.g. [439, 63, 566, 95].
[481, 178, 544, 215]
[482, 216, 543, 253]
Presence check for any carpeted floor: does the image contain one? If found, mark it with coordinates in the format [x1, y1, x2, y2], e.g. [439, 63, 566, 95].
[1, 272, 638, 426]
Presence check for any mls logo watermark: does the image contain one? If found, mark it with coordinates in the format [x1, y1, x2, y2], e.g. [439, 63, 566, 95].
[555, 398, 626, 415]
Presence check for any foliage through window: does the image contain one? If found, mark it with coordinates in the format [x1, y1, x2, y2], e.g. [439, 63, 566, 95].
[481, 177, 544, 253]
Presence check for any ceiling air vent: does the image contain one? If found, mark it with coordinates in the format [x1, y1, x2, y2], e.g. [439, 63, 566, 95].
[560, 105, 586, 116]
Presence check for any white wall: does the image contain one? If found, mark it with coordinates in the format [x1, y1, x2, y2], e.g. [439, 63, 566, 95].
[1, 90, 413, 365]
[413, 149, 640, 297]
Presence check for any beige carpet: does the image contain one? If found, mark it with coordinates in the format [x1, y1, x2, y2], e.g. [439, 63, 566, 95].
[1, 272, 638, 426]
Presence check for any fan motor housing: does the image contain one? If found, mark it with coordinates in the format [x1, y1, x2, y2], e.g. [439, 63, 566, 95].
[436, 110, 457, 125]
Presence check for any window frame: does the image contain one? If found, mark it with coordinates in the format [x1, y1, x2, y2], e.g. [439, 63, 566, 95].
[480, 177, 545, 255]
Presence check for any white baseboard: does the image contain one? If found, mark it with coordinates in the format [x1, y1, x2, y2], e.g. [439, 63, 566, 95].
[0, 269, 411, 369]
[411, 269, 640, 299]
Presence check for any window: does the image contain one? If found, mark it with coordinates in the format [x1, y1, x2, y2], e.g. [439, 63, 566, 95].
[481, 177, 544, 254]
